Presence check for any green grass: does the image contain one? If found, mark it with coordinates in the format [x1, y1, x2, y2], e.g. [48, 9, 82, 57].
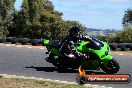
[128, 51, 132, 53]
[0, 77, 92, 88]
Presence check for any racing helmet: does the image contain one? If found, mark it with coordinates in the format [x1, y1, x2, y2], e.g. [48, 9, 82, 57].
[69, 26, 81, 38]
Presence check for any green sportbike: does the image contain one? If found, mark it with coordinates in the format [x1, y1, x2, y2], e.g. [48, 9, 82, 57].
[42, 38, 120, 74]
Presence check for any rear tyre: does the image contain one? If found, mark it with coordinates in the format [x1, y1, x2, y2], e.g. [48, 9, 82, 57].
[52, 62, 64, 68]
[100, 58, 120, 74]
[51, 59, 68, 70]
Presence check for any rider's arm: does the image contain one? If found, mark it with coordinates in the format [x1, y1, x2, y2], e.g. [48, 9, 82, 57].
[68, 41, 84, 57]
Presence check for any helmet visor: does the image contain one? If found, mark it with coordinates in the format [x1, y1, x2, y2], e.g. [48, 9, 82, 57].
[73, 31, 80, 38]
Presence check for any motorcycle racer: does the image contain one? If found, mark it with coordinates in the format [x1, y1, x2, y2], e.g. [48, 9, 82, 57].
[46, 26, 91, 62]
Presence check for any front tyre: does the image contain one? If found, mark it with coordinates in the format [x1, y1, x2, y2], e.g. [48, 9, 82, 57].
[100, 58, 120, 74]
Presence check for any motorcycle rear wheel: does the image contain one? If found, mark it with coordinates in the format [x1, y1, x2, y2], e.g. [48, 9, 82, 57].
[52, 60, 68, 70]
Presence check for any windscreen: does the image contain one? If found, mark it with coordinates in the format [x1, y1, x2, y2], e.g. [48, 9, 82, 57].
[87, 38, 104, 50]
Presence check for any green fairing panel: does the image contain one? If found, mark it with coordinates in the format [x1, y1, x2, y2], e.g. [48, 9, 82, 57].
[76, 41, 89, 52]
[88, 42, 112, 60]
[77, 41, 112, 64]
[42, 39, 60, 55]
[42, 39, 49, 45]
[50, 48, 60, 55]
[102, 55, 113, 64]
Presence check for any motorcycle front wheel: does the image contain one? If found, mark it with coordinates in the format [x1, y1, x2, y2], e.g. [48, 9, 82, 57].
[100, 58, 120, 74]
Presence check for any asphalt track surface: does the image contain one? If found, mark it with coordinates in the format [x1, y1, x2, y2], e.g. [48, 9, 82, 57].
[0, 45, 132, 88]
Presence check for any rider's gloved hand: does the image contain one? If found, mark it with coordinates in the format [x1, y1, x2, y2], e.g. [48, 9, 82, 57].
[67, 54, 76, 60]
[68, 54, 75, 58]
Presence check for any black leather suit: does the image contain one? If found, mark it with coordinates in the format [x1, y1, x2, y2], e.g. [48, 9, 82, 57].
[59, 34, 90, 59]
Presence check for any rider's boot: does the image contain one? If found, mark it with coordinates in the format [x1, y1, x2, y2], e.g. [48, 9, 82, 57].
[45, 57, 53, 63]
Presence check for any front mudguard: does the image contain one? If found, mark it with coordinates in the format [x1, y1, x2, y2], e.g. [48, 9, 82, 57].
[101, 55, 113, 65]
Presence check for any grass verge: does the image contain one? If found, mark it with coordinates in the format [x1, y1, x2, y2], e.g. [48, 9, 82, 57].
[128, 51, 132, 53]
[0, 76, 91, 88]
[110, 51, 132, 55]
